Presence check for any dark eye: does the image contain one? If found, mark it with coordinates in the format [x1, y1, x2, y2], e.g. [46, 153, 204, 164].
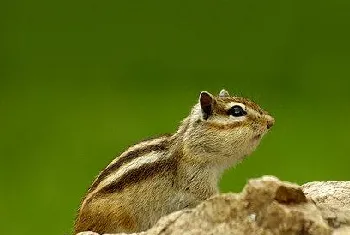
[228, 105, 247, 117]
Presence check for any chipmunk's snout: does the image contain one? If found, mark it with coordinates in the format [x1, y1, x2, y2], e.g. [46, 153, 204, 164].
[266, 115, 275, 129]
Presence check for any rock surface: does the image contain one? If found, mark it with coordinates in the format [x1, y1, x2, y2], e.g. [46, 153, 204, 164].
[302, 181, 350, 234]
[77, 176, 350, 235]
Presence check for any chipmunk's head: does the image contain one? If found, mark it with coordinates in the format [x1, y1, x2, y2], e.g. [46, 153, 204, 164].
[182, 89, 274, 165]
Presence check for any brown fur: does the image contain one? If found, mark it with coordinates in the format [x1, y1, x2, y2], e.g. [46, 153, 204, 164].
[205, 120, 250, 130]
[75, 196, 137, 233]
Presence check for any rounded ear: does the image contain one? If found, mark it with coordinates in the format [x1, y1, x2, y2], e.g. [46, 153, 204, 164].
[219, 89, 230, 97]
[199, 91, 214, 120]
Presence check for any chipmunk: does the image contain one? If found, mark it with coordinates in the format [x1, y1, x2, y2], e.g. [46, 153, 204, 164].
[74, 89, 274, 234]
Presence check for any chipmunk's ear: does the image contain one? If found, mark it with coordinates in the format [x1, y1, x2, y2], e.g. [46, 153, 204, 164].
[219, 89, 230, 97]
[199, 91, 214, 120]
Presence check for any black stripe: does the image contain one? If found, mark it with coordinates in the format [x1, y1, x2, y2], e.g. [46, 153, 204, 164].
[88, 137, 170, 192]
[96, 157, 178, 195]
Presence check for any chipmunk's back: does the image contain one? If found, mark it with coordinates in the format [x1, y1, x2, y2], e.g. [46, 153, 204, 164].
[74, 134, 182, 233]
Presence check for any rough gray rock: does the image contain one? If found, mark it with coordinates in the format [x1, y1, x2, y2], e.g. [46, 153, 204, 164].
[77, 176, 350, 235]
[302, 181, 350, 234]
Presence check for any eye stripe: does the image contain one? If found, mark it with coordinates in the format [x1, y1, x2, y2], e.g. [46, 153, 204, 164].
[206, 120, 249, 130]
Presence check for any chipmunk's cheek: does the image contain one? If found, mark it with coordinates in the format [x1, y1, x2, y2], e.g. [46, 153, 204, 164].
[252, 134, 262, 141]
[243, 140, 261, 156]
[249, 125, 263, 140]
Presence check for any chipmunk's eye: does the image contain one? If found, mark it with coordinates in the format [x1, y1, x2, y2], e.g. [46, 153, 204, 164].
[228, 105, 247, 117]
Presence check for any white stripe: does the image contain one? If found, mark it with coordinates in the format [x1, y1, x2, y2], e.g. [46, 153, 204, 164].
[210, 115, 246, 125]
[225, 102, 246, 110]
[93, 151, 165, 193]
[106, 137, 167, 168]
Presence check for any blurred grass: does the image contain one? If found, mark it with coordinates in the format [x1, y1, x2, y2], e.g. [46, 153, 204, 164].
[1, 0, 350, 234]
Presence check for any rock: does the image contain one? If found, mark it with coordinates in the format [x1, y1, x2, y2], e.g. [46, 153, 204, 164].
[302, 181, 350, 234]
[302, 181, 350, 209]
[77, 176, 350, 235]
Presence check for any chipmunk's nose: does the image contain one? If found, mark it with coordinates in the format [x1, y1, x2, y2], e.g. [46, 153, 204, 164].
[266, 115, 275, 129]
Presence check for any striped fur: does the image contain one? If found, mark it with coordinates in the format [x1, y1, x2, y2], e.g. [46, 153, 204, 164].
[97, 156, 177, 195]
[88, 135, 171, 193]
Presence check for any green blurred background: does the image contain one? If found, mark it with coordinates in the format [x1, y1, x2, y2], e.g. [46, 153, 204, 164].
[1, 0, 350, 234]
